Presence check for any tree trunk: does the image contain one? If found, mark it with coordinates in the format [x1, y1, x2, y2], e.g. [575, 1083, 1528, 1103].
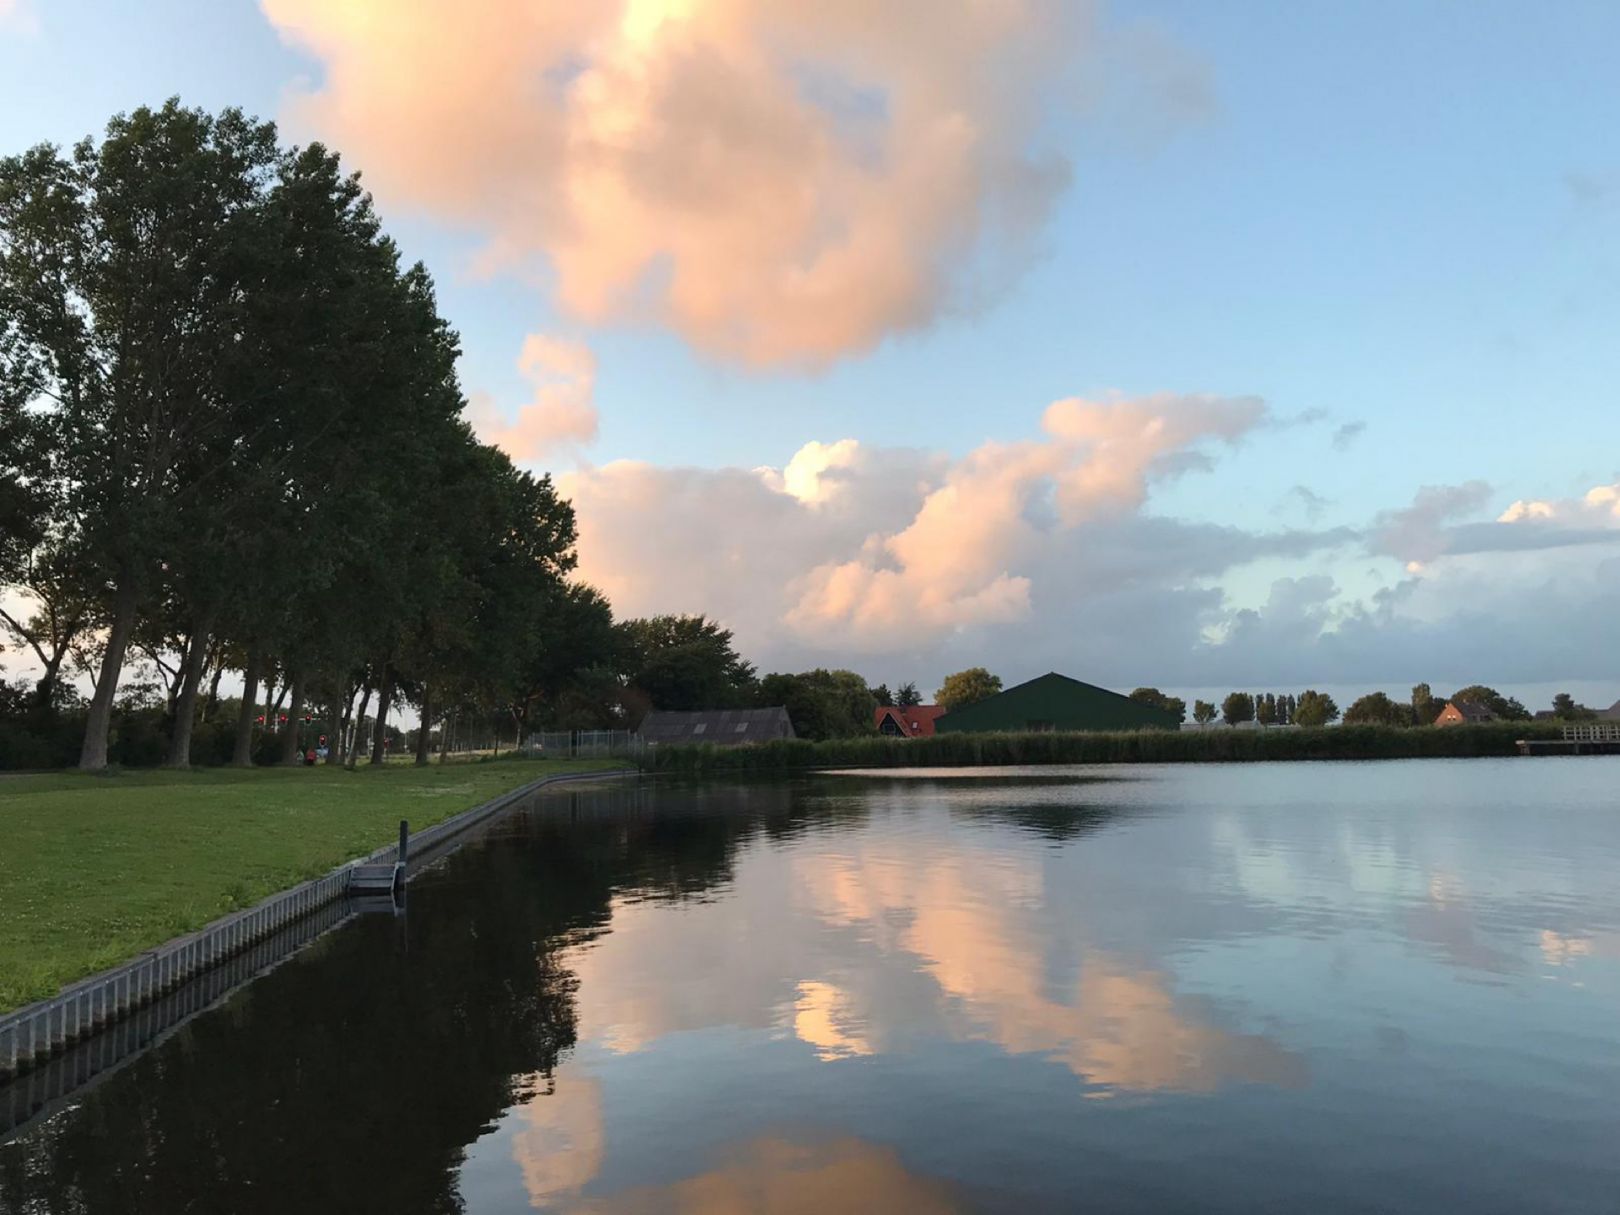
[232, 648, 263, 768]
[270, 679, 289, 728]
[328, 685, 354, 765]
[164, 634, 191, 723]
[202, 652, 224, 722]
[165, 615, 214, 768]
[414, 683, 433, 766]
[346, 682, 373, 770]
[32, 652, 65, 714]
[78, 581, 138, 771]
[369, 666, 394, 766]
[279, 670, 306, 766]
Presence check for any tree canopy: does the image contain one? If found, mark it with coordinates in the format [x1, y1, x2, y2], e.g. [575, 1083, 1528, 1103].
[936, 668, 1001, 713]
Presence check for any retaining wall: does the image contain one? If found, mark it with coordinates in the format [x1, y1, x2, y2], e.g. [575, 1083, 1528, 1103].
[0, 766, 633, 1082]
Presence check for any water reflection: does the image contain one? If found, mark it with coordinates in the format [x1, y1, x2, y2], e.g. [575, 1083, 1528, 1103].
[4, 761, 1620, 1214]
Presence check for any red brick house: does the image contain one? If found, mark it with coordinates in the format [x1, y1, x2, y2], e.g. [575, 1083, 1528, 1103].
[1435, 699, 1496, 726]
[874, 704, 945, 738]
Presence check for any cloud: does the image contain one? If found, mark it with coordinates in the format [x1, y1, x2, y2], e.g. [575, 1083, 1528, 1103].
[261, 0, 1202, 367]
[564, 392, 1366, 681]
[467, 334, 598, 459]
[1331, 420, 1367, 451]
[1369, 481, 1493, 565]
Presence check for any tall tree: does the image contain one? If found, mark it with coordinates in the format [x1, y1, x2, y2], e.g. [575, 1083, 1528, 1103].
[1192, 699, 1217, 726]
[1129, 687, 1186, 722]
[1343, 691, 1408, 726]
[0, 102, 281, 769]
[618, 615, 755, 712]
[758, 669, 876, 740]
[895, 682, 923, 707]
[1221, 692, 1255, 726]
[936, 668, 1002, 712]
[1294, 690, 1339, 727]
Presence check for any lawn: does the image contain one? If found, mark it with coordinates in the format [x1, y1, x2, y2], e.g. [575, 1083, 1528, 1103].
[0, 758, 626, 1014]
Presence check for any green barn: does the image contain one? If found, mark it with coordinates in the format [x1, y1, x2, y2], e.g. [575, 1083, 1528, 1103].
[935, 672, 1179, 734]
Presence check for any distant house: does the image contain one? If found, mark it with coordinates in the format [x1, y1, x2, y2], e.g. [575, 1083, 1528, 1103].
[934, 673, 1179, 734]
[638, 707, 795, 746]
[874, 704, 945, 738]
[1435, 699, 1496, 726]
[1599, 699, 1620, 722]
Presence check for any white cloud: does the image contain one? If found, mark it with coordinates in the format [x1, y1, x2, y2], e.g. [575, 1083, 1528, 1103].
[562, 401, 1620, 690]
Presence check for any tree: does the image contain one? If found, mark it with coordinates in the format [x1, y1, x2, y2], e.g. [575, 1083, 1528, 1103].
[758, 669, 876, 740]
[1343, 691, 1408, 726]
[1221, 692, 1254, 726]
[1551, 692, 1595, 721]
[895, 681, 923, 707]
[1193, 699, 1217, 726]
[1256, 693, 1277, 726]
[1129, 687, 1186, 722]
[1, 101, 283, 769]
[1411, 683, 1440, 726]
[936, 668, 1002, 712]
[871, 683, 894, 707]
[1451, 684, 1530, 722]
[1293, 689, 1338, 727]
[618, 615, 755, 713]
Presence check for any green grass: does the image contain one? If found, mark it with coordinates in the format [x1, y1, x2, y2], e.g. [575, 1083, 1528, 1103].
[0, 757, 626, 1013]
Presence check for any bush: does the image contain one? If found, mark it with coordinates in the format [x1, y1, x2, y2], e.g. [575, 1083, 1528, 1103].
[647, 721, 1565, 773]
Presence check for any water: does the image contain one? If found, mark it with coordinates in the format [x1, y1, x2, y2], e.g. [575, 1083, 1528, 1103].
[3, 759, 1619, 1213]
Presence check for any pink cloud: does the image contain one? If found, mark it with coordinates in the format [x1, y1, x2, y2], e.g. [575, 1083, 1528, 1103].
[260, 0, 1128, 366]
[468, 334, 599, 461]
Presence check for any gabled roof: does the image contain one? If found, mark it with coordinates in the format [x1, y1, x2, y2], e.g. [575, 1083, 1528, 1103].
[638, 707, 795, 745]
[874, 704, 945, 737]
[935, 672, 1180, 733]
[1445, 699, 1496, 722]
[1600, 699, 1620, 721]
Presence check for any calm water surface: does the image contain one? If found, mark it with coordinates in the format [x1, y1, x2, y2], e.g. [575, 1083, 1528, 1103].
[3, 759, 1619, 1213]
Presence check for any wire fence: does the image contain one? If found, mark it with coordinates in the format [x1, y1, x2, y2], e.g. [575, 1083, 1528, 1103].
[522, 730, 644, 760]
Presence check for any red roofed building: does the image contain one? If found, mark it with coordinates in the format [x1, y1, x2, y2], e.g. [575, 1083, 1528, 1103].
[874, 704, 946, 738]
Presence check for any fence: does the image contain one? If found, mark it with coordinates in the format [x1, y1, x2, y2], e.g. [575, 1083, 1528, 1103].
[523, 729, 644, 761]
[1561, 723, 1620, 742]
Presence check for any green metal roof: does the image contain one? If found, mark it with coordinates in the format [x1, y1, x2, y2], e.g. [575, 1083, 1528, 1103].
[934, 672, 1179, 734]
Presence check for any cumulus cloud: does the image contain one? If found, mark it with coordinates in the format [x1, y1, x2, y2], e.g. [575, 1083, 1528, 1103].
[564, 392, 1367, 681]
[467, 334, 598, 459]
[262, 0, 1198, 367]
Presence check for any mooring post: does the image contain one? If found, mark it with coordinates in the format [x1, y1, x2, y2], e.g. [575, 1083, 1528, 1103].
[398, 819, 409, 867]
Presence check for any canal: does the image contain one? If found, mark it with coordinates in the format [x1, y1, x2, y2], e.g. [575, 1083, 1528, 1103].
[3, 759, 1618, 1213]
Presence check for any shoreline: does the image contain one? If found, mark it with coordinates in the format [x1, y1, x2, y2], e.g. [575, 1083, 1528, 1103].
[0, 767, 636, 1082]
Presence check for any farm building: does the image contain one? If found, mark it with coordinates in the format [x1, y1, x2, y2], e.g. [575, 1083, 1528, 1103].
[874, 704, 946, 737]
[638, 707, 795, 746]
[1435, 700, 1495, 726]
[934, 673, 1180, 734]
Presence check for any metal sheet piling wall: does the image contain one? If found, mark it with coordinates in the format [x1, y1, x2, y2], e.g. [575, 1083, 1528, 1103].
[0, 768, 631, 1084]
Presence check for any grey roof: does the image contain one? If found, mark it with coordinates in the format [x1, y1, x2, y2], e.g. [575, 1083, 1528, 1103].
[1600, 699, 1620, 721]
[1447, 699, 1496, 721]
[638, 707, 796, 746]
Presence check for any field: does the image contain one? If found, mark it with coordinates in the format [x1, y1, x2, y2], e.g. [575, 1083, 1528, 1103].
[0, 758, 625, 1013]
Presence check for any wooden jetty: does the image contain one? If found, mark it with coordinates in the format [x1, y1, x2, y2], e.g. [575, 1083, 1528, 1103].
[1518, 724, 1620, 756]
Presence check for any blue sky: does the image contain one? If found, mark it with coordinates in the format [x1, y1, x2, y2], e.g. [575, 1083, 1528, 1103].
[4, 0, 1618, 704]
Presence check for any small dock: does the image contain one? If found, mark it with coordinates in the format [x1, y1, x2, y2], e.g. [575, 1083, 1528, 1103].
[1518, 724, 1620, 756]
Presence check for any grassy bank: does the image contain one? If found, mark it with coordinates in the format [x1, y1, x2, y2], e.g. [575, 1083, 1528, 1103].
[648, 721, 1568, 773]
[0, 757, 626, 1013]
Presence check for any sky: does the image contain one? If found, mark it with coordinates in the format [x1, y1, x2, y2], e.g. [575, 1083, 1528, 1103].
[3, 0, 1619, 710]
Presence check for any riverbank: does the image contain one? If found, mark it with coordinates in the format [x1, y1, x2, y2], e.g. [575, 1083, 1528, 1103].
[647, 721, 1568, 773]
[0, 758, 626, 1013]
